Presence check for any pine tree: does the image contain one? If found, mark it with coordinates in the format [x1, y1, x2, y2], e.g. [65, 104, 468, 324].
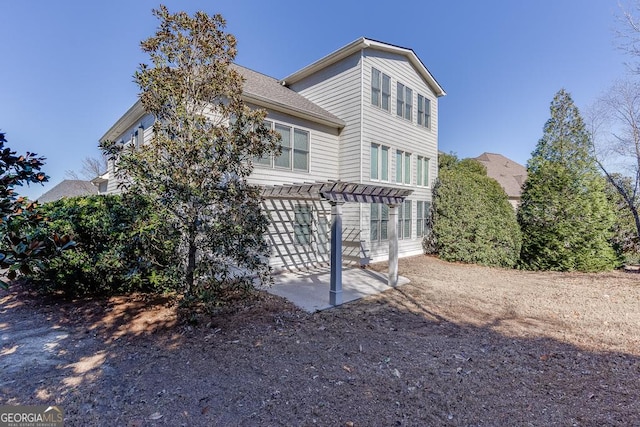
[518, 89, 618, 271]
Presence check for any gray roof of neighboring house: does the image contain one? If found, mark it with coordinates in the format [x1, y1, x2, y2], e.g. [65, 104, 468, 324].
[232, 64, 345, 128]
[37, 180, 98, 203]
[474, 153, 528, 199]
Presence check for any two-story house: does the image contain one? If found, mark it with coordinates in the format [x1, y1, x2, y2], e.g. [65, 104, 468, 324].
[100, 37, 445, 304]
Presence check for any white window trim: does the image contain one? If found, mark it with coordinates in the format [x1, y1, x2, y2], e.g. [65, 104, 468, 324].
[396, 149, 412, 185]
[371, 67, 391, 112]
[417, 94, 432, 129]
[417, 155, 430, 187]
[254, 120, 310, 172]
[370, 143, 390, 182]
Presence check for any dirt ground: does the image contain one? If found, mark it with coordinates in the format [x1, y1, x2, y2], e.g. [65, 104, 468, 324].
[1, 255, 639, 426]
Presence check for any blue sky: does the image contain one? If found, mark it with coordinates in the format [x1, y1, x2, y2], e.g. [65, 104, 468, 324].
[0, 1, 632, 199]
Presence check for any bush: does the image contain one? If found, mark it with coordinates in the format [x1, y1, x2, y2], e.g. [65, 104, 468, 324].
[427, 154, 522, 268]
[29, 194, 180, 296]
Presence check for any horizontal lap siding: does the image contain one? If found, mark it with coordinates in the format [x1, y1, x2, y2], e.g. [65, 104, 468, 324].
[262, 199, 331, 270]
[105, 113, 155, 194]
[248, 109, 340, 187]
[362, 50, 440, 260]
[288, 54, 363, 184]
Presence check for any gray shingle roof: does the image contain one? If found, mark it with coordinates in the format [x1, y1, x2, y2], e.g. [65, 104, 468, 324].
[474, 153, 527, 199]
[37, 180, 98, 203]
[232, 64, 345, 127]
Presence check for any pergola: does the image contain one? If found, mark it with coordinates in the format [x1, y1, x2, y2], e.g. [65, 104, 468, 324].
[261, 180, 413, 306]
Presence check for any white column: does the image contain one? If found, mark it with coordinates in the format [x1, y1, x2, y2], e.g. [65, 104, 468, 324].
[387, 203, 398, 287]
[329, 201, 345, 305]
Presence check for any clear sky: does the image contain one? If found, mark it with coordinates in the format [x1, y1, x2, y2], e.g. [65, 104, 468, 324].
[0, 0, 633, 199]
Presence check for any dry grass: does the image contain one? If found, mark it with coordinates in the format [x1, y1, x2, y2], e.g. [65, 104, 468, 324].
[1, 255, 639, 426]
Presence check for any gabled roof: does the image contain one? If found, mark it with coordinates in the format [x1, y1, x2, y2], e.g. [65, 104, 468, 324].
[37, 180, 98, 203]
[233, 65, 345, 128]
[475, 153, 527, 199]
[100, 64, 346, 143]
[282, 37, 446, 98]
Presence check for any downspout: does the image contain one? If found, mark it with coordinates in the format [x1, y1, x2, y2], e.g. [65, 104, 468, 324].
[359, 46, 365, 240]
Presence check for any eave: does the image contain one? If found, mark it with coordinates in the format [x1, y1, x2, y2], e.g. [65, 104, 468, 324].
[282, 37, 446, 98]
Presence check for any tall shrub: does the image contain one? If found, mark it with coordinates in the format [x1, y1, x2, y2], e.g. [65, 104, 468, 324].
[32, 194, 179, 296]
[518, 89, 618, 271]
[429, 154, 522, 268]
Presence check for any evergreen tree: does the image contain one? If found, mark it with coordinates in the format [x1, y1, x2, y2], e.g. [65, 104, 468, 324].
[101, 6, 280, 300]
[518, 89, 618, 271]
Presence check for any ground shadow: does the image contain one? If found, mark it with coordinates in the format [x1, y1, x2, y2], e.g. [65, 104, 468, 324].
[1, 273, 639, 426]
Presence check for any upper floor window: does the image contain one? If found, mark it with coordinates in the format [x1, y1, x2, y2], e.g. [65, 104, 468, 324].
[397, 83, 413, 121]
[371, 143, 389, 181]
[256, 121, 309, 172]
[417, 156, 430, 186]
[371, 68, 391, 111]
[397, 200, 412, 239]
[417, 94, 431, 129]
[255, 120, 273, 166]
[396, 150, 411, 184]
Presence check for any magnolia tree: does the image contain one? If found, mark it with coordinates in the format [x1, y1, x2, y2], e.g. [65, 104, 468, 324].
[101, 6, 280, 300]
[0, 132, 74, 288]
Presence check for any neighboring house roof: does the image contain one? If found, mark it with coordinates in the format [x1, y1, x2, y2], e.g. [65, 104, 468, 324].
[474, 153, 527, 199]
[282, 37, 446, 98]
[37, 180, 98, 203]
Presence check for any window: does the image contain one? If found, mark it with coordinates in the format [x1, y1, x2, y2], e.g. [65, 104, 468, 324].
[397, 200, 412, 239]
[370, 203, 389, 242]
[255, 120, 273, 165]
[417, 94, 431, 129]
[397, 82, 413, 121]
[294, 205, 312, 245]
[417, 156, 430, 186]
[417, 201, 431, 237]
[371, 68, 391, 111]
[396, 150, 411, 184]
[371, 143, 389, 181]
[274, 124, 292, 168]
[293, 129, 309, 171]
[259, 121, 310, 171]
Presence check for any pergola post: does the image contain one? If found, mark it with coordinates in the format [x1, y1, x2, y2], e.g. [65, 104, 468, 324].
[329, 201, 345, 305]
[387, 203, 399, 287]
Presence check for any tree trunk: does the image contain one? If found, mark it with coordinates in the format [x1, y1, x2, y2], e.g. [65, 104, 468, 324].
[185, 225, 197, 297]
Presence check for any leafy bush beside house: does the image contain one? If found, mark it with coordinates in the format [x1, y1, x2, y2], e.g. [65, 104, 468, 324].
[30, 194, 180, 297]
[426, 153, 522, 268]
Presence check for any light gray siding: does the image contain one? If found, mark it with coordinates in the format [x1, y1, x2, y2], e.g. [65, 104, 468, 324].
[288, 53, 363, 183]
[247, 108, 340, 187]
[287, 47, 440, 263]
[361, 49, 439, 261]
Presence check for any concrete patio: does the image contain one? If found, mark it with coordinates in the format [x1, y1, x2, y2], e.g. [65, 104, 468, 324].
[265, 266, 410, 312]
